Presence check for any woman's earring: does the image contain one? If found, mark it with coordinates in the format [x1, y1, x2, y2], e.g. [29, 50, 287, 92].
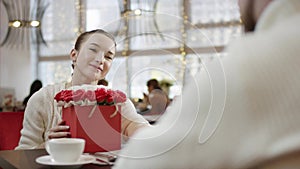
[72, 60, 76, 69]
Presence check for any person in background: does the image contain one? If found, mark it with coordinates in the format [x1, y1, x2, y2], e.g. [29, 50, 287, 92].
[146, 79, 170, 114]
[147, 89, 168, 115]
[138, 79, 170, 123]
[136, 78, 163, 113]
[16, 29, 150, 150]
[146, 79, 160, 94]
[113, 0, 300, 168]
[23, 79, 43, 108]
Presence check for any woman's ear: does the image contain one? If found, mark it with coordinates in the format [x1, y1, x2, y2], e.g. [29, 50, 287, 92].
[70, 49, 77, 62]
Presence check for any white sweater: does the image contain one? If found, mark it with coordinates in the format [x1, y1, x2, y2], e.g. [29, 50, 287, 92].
[113, 0, 300, 168]
[16, 82, 149, 149]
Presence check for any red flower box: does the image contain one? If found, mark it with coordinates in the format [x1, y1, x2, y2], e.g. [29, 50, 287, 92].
[54, 85, 127, 153]
[62, 105, 121, 153]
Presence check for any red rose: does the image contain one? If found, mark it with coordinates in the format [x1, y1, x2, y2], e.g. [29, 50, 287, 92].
[95, 88, 107, 103]
[106, 89, 114, 104]
[112, 90, 127, 103]
[54, 87, 127, 106]
[85, 90, 96, 101]
[62, 90, 73, 102]
[54, 91, 63, 101]
[72, 89, 85, 102]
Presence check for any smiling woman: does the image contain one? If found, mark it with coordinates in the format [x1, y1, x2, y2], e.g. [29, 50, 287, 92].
[15, 29, 150, 150]
[70, 30, 116, 85]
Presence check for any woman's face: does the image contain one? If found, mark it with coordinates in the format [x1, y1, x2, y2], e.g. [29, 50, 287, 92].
[73, 33, 116, 82]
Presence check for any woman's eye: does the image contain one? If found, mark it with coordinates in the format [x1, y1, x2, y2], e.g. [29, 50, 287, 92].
[105, 55, 113, 60]
[89, 48, 97, 53]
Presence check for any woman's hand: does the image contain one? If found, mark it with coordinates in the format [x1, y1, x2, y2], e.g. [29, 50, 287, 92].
[48, 120, 71, 139]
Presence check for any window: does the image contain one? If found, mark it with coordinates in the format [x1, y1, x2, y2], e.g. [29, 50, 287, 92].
[38, 0, 241, 100]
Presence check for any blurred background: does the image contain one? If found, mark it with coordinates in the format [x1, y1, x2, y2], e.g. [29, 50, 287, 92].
[0, 0, 242, 108]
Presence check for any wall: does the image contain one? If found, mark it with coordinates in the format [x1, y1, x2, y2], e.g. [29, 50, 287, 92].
[0, 47, 32, 101]
[0, 1, 33, 101]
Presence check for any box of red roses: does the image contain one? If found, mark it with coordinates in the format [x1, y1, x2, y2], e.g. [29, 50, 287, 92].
[54, 85, 126, 153]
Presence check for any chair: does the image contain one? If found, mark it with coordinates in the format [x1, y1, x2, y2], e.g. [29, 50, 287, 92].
[0, 112, 24, 150]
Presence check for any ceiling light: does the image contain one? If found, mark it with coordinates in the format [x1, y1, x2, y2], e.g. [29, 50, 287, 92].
[134, 9, 142, 16]
[30, 21, 40, 27]
[11, 20, 22, 28]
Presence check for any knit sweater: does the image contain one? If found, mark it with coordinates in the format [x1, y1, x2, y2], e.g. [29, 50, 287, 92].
[113, 0, 300, 168]
[15, 82, 149, 149]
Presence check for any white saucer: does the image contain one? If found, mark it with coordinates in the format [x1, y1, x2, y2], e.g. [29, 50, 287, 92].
[36, 154, 95, 167]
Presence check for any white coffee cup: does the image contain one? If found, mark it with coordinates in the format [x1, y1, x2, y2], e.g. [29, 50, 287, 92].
[46, 138, 85, 163]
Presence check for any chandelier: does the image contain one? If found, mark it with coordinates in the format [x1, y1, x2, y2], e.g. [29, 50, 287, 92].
[0, 0, 48, 48]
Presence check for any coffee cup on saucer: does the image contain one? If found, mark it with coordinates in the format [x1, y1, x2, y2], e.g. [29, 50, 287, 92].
[46, 138, 85, 163]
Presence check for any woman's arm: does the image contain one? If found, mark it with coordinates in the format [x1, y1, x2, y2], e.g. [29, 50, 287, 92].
[15, 89, 48, 149]
[121, 99, 151, 139]
[15, 84, 71, 150]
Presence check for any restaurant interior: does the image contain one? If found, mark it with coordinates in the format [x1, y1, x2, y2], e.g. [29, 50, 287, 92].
[0, 0, 242, 112]
[0, 0, 241, 148]
[2, 0, 300, 168]
[0, 0, 242, 167]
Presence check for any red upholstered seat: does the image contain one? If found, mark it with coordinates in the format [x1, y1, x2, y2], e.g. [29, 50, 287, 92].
[0, 112, 24, 150]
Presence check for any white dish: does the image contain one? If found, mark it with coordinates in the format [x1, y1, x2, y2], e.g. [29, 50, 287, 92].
[36, 154, 95, 167]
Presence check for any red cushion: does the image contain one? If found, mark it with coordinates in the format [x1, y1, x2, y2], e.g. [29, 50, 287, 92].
[0, 112, 24, 150]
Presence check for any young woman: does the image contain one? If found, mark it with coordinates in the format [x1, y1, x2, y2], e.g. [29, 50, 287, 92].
[16, 29, 150, 149]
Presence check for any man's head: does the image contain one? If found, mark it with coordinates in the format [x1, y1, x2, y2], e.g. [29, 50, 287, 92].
[238, 0, 273, 32]
[147, 79, 160, 93]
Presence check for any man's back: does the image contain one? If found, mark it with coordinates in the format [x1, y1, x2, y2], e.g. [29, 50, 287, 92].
[113, 1, 300, 168]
